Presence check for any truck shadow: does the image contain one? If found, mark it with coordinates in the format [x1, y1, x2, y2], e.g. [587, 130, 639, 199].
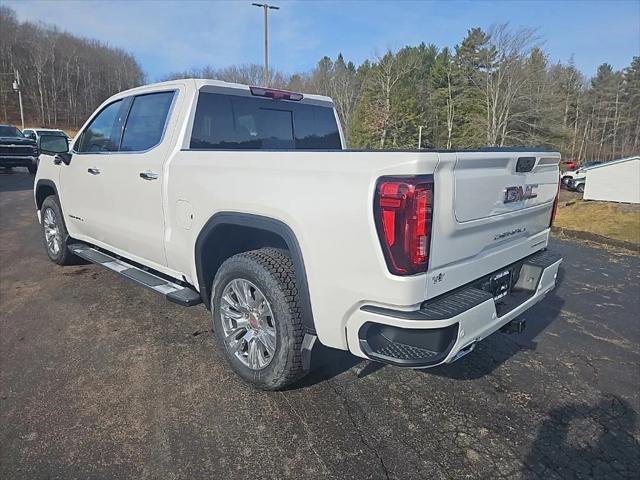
[294, 267, 566, 389]
[418, 266, 565, 381]
[522, 395, 640, 478]
[290, 344, 365, 389]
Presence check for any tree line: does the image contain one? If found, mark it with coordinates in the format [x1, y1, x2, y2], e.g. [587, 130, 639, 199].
[0, 6, 143, 129]
[167, 25, 639, 161]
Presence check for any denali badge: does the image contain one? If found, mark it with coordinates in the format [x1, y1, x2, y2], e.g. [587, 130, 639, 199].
[504, 184, 538, 203]
[494, 227, 526, 241]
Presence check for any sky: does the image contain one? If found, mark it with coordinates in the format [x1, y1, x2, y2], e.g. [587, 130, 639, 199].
[4, 0, 639, 81]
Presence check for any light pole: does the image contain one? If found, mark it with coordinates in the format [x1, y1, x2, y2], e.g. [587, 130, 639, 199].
[252, 2, 279, 86]
[12, 70, 25, 130]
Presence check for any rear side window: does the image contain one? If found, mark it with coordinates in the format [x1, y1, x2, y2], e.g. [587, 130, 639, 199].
[76, 100, 125, 153]
[121, 91, 175, 152]
[190, 92, 341, 150]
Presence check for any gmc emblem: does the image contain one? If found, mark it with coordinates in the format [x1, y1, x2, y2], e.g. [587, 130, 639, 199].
[504, 184, 538, 203]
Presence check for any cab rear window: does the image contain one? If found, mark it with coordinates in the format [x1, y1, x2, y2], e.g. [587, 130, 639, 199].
[190, 92, 341, 150]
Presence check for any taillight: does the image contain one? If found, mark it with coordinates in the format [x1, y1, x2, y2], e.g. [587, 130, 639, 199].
[374, 175, 434, 275]
[550, 176, 560, 226]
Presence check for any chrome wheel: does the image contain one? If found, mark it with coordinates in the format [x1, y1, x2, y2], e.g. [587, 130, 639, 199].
[219, 278, 277, 370]
[43, 207, 61, 256]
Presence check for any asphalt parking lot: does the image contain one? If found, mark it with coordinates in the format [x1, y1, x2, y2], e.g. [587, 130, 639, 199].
[1, 169, 639, 479]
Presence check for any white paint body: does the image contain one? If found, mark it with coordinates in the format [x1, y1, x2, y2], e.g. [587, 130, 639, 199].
[584, 156, 640, 204]
[35, 79, 562, 359]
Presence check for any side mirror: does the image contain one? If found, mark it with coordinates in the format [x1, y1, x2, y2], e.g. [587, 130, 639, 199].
[24, 131, 36, 140]
[39, 134, 72, 165]
[39, 134, 68, 154]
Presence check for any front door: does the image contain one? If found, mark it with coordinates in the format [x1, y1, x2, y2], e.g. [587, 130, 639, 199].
[60, 97, 128, 243]
[61, 90, 178, 269]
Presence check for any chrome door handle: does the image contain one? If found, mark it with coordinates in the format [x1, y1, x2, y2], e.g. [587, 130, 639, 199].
[87, 167, 100, 175]
[139, 170, 159, 181]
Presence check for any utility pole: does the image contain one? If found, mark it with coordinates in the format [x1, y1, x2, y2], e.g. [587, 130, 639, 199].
[12, 70, 25, 130]
[252, 3, 279, 86]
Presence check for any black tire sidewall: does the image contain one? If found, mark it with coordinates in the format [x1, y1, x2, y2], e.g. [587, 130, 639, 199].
[211, 254, 299, 389]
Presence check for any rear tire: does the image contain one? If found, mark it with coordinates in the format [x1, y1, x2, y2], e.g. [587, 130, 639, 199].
[41, 195, 76, 265]
[211, 248, 306, 390]
[576, 183, 585, 193]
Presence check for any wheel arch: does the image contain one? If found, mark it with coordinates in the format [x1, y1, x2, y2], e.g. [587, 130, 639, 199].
[195, 212, 316, 334]
[35, 179, 58, 210]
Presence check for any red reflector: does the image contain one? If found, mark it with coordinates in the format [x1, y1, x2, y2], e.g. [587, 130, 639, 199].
[382, 210, 396, 246]
[249, 86, 303, 101]
[374, 176, 434, 275]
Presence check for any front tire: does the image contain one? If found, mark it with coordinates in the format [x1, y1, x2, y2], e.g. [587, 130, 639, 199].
[211, 248, 306, 390]
[41, 195, 75, 265]
[576, 183, 585, 193]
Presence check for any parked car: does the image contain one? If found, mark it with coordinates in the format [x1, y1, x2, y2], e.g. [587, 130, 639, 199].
[566, 171, 588, 193]
[0, 124, 39, 174]
[22, 128, 69, 143]
[33, 79, 563, 390]
[561, 160, 578, 171]
[561, 160, 603, 187]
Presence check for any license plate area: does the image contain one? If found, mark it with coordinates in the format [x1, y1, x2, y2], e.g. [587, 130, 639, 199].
[488, 269, 512, 301]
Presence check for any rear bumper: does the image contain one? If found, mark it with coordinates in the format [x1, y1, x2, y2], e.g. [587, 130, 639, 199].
[347, 250, 562, 368]
[0, 155, 38, 168]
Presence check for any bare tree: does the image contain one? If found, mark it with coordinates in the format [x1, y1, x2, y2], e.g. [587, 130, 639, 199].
[481, 24, 539, 146]
[0, 6, 143, 128]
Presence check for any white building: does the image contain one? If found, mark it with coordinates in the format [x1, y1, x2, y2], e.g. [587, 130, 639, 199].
[584, 156, 640, 204]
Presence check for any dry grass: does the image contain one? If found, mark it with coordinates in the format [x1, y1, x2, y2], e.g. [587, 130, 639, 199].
[555, 191, 640, 245]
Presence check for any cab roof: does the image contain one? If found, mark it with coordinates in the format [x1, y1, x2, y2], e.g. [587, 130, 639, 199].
[116, 78, 334, 106]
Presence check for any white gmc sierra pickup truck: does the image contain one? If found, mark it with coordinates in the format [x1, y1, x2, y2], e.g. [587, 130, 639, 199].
[34, 79, 562, 390]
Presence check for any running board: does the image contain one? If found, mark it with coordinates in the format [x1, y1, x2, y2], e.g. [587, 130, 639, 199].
[68, 243, 202, 307]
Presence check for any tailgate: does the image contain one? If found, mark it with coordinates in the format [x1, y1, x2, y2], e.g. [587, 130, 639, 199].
[454, 153, 559, 221]
[427, 151, 560, 297]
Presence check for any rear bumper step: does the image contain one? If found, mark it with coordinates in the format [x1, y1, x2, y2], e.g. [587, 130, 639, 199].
[359, 322, 458, 367]
[352, 249, 562, 368]
[68, 243, 202, 307]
